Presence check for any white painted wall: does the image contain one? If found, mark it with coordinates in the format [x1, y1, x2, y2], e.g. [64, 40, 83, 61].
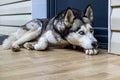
[32, 0, 47, 19]
[0, 0, 32, 35]
[0, 0, 47, 34]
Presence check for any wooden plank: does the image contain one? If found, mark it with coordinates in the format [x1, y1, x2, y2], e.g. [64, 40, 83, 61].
[0, 1, 31, 15]
[111, 0, 120, 6]
[0, 48, 119, 80]
[110, 32, 120, 54]
[0, 0, 24, 5]
[111, 8, 120, 30]
[0, 15, 32, 26]
[0, 26, 19, 35]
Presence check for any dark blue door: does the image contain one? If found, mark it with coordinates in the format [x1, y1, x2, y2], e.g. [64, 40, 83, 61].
[47, 0, 108, 49]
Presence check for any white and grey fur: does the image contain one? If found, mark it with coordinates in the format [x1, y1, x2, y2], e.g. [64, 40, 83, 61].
[2, 5, 98, 55]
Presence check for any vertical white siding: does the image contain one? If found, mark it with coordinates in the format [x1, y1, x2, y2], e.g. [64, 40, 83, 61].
[109, 0, 120, 54]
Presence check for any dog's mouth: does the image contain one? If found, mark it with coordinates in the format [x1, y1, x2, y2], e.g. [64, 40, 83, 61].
[78, 41, 98, 50]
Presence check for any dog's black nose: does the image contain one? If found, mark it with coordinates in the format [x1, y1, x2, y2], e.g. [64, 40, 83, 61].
[92, 41, 98, 48]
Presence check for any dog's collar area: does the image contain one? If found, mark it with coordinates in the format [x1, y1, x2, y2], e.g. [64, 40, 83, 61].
[53, 24, 67, 40]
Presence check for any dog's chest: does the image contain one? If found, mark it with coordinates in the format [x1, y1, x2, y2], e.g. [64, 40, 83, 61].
[44, 30, 69, 46]
[55, 37, 69, 47]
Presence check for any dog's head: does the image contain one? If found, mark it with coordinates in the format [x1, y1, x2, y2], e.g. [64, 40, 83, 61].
[53, 5, 98, 49]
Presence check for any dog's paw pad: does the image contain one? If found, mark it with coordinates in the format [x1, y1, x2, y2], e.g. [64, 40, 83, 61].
[85, 49, 98, 55]
[24, 43, 34, 50]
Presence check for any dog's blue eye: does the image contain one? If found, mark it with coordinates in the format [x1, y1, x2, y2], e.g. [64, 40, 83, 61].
[79, 31, 85, 35]
[90, 28, 94, 33]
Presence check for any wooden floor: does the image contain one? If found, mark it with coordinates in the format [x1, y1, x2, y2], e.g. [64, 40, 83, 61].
[0, 46, 120, 80]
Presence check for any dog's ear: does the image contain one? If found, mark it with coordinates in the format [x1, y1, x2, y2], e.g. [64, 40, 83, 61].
[64, 8, 75, 27]
[84, 5, 93, 22]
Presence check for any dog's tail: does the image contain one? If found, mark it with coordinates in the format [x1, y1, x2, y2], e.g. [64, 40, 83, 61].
[2, 33, 17, 49]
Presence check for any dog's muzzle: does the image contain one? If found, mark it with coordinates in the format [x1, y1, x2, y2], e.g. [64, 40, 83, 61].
[91, 41, 98, 48]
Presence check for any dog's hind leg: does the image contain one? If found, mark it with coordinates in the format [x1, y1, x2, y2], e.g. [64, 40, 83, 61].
[2, 34, 17, 49]
[2, 28, 26, 49]
[12, 27, 42, 51]
[23, 37, 48, 51]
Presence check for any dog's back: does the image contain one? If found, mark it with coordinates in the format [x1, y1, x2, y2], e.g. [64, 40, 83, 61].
[2, 19, 49, 50]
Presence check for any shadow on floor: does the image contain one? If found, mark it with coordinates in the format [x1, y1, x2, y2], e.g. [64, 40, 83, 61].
[0, 34, 8, 45]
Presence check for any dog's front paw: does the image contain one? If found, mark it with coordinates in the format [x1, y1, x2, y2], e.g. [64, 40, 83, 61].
[85, 49, 98, 55]
[12, 45, 20, 52]
[12, 43, 21, 52]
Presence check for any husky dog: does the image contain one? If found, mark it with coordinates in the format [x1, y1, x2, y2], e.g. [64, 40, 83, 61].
[2, 5, 98, 55]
